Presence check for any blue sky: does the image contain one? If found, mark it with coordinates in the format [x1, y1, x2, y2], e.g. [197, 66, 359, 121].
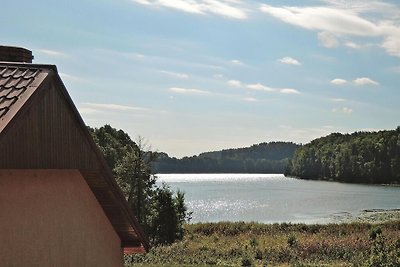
[3, 0, 400, 157]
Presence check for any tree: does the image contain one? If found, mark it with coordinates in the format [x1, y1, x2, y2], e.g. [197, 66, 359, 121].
[89, 125, 189, 245]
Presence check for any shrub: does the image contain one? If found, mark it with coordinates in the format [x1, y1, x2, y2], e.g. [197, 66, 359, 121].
[287, 233, 298, 247]
[250, 236, 258, 247]
[241, 256, 253, 267]
[369, 226, 382, 240]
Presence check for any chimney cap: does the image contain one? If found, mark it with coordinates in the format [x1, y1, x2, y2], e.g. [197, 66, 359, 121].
[0, 46, 34, 63]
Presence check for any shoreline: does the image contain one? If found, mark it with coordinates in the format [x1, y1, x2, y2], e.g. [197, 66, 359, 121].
[336, 208, 400, 224]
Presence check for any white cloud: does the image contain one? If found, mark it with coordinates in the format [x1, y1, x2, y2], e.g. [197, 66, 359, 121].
[38, 49, 65, 57]
[160, 70, 189, 79]
[353, 77, 379, 86]
[260, 3, 400, 57]
[59, 73, 89, 84]
[318, 31, 339, 48]
[228, 80, 242, 87]
[214, 74, 224, 79]
[345, 41, 363, 49]
[332, 107, 353, 114]
[243, 97, 258, 102]
[280, 88, 300, 94]
[133, 0, 151, 4]
[169, 87, 211, 95]
[278, 56, 301, 66]
[227, 80, 299, 95]
[260, 4, 380, 36]
[246, 83, 275, 92]
[231, 59, 244, 65]
[330, 78, 348, 85]
[331, 98, 346, 102]
[81, 102, 149, 112]
[381, 26, 400, 57]
[132, 0, 248, 19]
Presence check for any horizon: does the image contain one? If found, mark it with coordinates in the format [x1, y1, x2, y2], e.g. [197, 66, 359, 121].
[155, 127, 398, 159]
[3, 0, 400, 158]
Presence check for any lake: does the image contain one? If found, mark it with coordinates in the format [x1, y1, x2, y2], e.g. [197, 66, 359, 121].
[157, 173, 400, 224]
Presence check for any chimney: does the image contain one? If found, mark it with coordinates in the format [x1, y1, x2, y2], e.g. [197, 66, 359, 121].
[0, 46, 34, 63]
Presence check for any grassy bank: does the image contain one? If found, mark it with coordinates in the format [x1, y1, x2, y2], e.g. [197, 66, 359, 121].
[126, 219, 400, 266]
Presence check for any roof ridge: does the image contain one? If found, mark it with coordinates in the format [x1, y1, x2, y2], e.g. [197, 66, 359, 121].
[0, 62, 57, 72]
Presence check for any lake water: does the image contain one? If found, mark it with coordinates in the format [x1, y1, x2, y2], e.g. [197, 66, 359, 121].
[157, 173, 400, 224]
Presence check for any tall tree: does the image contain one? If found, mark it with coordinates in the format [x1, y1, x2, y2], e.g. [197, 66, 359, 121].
[89, 125, 189, 245]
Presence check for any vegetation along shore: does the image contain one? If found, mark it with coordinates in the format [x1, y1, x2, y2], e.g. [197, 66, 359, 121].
[126, 212, 400, 267]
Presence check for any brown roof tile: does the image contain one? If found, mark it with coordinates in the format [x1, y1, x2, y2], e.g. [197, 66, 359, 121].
[0, 66, 40, 119]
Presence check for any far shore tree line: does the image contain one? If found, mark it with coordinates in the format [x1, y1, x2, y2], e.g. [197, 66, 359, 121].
[152, 142, 299, 174]
[285, 127, 400, 184]
[90, 125, 400, 245]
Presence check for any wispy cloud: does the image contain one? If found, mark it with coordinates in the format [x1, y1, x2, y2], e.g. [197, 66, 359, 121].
[231, 59, 244, 65]
[260, 3, 400, 57]
[38, 49, 66, 57]
[246, 83, 275, 92]
[228, 80, 299, 95]
[228, 80, 242, 87]
[353, 77, 379, 86]
[345, 41, 363, 49]
[332, 107, 353, 114]
[81, 102, 150, 112]
[278, 56, 301, 66]
[280, 88, 300, 94]
[160, 70, 189, 79]
[330, 78, 348, 85]
[59, 73, 90, 84]
[331, 98, 346, 102]
[169, 87, 212, 95]
[243, 97, 258, 102]
[131, 0, 248, 20]
[318, 31, 339, 48]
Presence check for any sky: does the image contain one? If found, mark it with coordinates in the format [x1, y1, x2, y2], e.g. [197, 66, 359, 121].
[2, 0, 400, 158]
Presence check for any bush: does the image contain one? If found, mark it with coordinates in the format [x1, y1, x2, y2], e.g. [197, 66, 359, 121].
[241, 256, 253, 266]
[287, 233, 298, 247]
[369, 226, 382, 240]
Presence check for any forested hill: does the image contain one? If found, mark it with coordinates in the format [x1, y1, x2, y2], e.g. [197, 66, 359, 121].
[285, 128, 400, 184]
[153, 142, 299, 173]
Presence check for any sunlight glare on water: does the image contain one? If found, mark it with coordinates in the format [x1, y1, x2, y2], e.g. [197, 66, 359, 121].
[156, 173, 400, 224]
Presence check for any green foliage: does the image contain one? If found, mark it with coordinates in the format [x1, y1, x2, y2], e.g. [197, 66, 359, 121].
[369, 226, 382, 240]
[153, 142, 299, 173]
[286, 129, 400, 184]
[89, 125, 190, 245]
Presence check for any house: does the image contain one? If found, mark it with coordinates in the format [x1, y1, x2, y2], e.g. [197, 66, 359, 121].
[0, 46, 149, 266]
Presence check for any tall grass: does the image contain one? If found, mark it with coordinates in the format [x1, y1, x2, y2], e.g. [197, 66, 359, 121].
[126, 221, 400, 266]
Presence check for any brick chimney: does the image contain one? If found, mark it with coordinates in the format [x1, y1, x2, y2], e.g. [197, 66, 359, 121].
[0, 46, 33, 63]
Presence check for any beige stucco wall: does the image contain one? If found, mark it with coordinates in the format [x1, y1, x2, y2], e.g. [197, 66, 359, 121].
[0, 169, 123, 267]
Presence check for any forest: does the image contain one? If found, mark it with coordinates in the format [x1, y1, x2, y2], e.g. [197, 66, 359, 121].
[152, 142, 299, 173]
[285, 128, 400, 184]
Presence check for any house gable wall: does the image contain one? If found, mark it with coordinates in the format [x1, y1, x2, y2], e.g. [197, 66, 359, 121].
[0, 169, 123, 267]
[0, 75, 99, 169]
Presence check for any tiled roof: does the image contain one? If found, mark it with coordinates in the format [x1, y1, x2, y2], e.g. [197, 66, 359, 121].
[0, 66, 41, 118]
